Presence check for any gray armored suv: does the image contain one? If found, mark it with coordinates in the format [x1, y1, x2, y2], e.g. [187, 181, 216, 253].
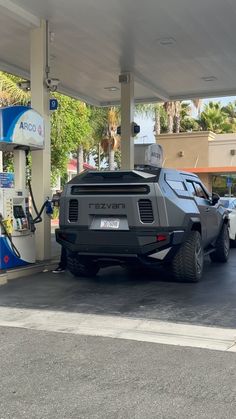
[56, 167, 230, 282]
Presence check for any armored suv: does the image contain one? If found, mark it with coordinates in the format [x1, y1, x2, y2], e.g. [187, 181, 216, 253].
[56, 167, 230, 282]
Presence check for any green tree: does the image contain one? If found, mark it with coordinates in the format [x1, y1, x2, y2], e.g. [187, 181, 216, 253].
[89, 106, 109, 169]
[180, 102, 200, 132]
[197, 102, 234, 133]
[221, 101, 236, 125]
[51, 93, 92, 183]
[0, 71, 29, 107]
[0, 71, 93, 182]
[0, 72, 30, 171]
[89, 106, 120, 170]
[135, 103, 168, 135]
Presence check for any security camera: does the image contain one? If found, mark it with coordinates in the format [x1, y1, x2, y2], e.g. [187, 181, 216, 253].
[45, 78, 60, 91]
[18, 80, 31, 91]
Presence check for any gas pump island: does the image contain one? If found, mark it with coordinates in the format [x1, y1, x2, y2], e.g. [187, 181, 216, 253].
[0, 106, 50, 270]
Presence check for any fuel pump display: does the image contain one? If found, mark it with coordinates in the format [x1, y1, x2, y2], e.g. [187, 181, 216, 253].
[0, 187, 35, 268]
[0, 106, 45, 270]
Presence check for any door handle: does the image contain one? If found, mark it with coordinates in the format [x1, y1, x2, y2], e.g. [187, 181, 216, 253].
[205, 207, 210, 212]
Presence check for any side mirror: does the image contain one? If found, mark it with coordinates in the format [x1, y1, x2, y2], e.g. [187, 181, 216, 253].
[211, 192, 220, 205]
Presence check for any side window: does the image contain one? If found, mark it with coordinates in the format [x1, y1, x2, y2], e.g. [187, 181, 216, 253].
[193, 182, 209, 200]
[166, 180, 186, 191]
[186, 181, 196, 197]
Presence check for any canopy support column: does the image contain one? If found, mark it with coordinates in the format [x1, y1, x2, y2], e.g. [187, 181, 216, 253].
[30, 20, 51, 261]
[119, 72, 134, 170]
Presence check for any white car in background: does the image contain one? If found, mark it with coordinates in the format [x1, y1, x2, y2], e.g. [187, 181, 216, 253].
[219, 197, 236, 246]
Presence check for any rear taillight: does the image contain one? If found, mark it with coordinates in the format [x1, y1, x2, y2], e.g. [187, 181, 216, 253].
[156, 234, 167, 242]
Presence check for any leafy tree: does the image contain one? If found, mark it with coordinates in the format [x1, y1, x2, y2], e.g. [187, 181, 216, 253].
[0, 71, 29, 107]
[180, 102, 200, 132]
[0, 71, 93, 183]
[0, 72, 30, 171]
[48, 93, 92, 184]
[221, 101, 236, 125]
[135, 103, 168, 135]
[197, 102, 234, 133]
[89, 105, 120, 170]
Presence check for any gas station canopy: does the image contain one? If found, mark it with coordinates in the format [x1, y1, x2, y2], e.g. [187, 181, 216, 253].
[0, 0, 236, 105]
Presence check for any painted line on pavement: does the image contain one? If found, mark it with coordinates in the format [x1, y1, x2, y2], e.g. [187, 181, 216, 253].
[0, 307, 236, 352]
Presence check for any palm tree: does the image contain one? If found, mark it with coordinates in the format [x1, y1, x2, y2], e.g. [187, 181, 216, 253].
[198, 102, 233, 133]
[192, 98, 203, 118]
[0, 71, 30, 106]
[173, 101, 182, 133]
[163, 101, 176, 133]
[135, 103, 167, 136]
[100, 107, 120, 170]
[221, 101, 236, 125]
[0, 72, 30, 171]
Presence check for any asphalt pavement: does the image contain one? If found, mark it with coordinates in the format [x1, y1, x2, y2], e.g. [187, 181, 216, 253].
[0, 246, 236, 418]
[0, 249, 236, 328]
[0, 327, 236, 419]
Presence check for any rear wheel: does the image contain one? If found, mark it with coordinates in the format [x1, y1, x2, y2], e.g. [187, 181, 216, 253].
[210, 223, 230, 263]
[67, 254, 100, 277]
[171, 231, 203, 282]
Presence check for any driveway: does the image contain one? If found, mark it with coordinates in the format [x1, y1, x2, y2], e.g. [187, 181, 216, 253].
[0, 250, 236, 419]
[0, 249, 236, 328]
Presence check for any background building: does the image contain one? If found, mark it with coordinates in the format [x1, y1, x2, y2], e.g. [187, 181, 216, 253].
[158, 132, 236, 195]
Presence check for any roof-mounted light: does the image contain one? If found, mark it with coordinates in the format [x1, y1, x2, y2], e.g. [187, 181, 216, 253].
[201, 76, 217, 82]
[158, 37, 176, 46]
[104, 86, 119, 92]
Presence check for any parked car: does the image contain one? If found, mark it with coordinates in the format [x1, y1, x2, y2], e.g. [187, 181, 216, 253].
[219, 197, 236, 245]
[56, 168, 230, 283]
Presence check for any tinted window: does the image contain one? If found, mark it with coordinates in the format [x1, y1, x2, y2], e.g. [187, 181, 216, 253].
[186, 181, 209, 199]
[186, 181, 196, 196]
[193, 182, 209, 199]
[166, 180, 186, 191]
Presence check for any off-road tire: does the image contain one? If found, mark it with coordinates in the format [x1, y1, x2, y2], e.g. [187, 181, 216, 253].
[210, 223, 230, 263]
[171, 231, 203, 282]
[67, 254, 99, 277]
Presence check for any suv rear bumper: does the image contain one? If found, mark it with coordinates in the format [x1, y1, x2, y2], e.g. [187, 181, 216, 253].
[56, 227, 185, 259]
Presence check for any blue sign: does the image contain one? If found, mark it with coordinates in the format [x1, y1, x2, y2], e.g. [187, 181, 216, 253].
[49, 98, 58, 111]
[226, 177, 233, 187]
[0, 172, 14, 188]
[0, 106, 44, 150]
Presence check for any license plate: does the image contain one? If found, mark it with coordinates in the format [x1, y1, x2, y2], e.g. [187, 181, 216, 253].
[100, 218, 120, 229]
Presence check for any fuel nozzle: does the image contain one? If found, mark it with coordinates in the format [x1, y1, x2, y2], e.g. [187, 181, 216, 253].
[45, 198, 53, 216]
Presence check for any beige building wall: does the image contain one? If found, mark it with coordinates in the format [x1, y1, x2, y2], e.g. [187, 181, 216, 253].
[157, 132, 214, 169]
[156, 131, 236, 192]
[209, 133, 236, 167]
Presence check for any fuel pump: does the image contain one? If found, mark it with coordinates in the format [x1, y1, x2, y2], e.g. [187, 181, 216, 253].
[0, 105, 50, 270]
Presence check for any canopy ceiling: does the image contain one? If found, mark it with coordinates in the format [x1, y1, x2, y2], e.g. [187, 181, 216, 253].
[1, 0, 236, 105]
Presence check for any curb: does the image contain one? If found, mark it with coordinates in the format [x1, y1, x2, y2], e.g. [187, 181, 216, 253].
[0, 258, 59, 285]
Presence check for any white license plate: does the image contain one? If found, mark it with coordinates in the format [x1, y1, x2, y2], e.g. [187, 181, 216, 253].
[100, 218, 120, 229]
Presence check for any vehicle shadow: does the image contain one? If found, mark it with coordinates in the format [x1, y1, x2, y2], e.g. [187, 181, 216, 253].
[0, 249, 236, 328]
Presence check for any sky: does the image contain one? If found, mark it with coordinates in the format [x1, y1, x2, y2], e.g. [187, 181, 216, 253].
[192, 96, 236, 117]
[134, 96, 236, 144]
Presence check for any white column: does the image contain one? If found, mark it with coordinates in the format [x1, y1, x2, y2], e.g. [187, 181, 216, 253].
[30, 20, 51, 261]
[13, 150, 26, 190]
[119, 72, 134, 170]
